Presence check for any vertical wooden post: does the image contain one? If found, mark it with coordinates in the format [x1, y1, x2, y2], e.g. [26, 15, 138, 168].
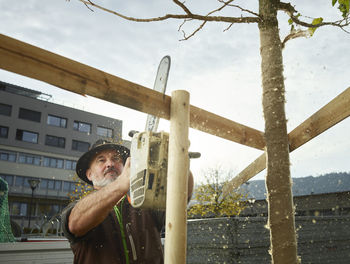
[164, 90, 190, 264]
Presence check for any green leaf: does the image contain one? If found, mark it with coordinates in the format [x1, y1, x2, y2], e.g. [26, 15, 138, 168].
[336, 0, 349, 17]
[339, 0, 349, 10]
[332, 0, 338, 6]
[308, 17, 324, 36]
[312, 17, 324, 25]
[288, 18, 293, 25]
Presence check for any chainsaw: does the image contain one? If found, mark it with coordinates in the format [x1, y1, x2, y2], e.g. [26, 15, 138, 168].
[129, 56, 200, 210]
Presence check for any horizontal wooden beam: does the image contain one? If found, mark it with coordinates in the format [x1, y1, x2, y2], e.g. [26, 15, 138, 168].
[222, 86, 350, 196]
[0, 33, 265, 150]
[190, 106, 265, 150]
[288, 87, 350, 151]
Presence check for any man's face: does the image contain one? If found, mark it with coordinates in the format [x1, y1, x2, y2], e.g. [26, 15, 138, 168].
[86, 149, 124, 188]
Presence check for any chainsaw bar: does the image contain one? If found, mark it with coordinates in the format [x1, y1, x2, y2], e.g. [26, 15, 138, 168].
[145, 55, 171, 132]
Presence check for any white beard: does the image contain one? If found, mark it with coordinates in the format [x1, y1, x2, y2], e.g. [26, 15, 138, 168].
[92, 177, 115, 188]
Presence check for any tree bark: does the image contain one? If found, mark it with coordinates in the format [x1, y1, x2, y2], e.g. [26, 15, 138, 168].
[258, 0, 298, 263]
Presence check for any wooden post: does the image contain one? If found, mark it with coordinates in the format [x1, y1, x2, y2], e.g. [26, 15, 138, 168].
[164, 90, 190, 264]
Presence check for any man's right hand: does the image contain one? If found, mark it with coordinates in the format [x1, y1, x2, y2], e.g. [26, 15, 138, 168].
[115, 157, 131, 195]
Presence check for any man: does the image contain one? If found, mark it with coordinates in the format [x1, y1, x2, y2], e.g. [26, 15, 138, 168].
[62, 139, 193, 264]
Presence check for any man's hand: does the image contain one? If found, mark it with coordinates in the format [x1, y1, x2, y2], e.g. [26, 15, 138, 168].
[115, 157, 130, 194]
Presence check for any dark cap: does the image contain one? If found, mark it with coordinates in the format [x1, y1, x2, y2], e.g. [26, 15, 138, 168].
[75, 139, 130, 185]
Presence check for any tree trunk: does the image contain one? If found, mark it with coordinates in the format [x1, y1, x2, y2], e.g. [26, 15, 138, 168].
[258, 0, 298, 263]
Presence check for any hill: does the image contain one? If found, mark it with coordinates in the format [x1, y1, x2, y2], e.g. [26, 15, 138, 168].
[239, 172, 350, 200]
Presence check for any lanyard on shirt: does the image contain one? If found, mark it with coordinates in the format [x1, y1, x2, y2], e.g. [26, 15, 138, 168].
[114, 196, 130, 264]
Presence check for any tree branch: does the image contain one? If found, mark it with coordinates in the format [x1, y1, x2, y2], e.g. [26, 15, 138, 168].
[278, 1, 350, 29]
[78, 0, 260, 24]
[180, 20, 207, 40]
[281, 29, 310, 49]
[278, 1, 350, 48]
[173, 0, 192, 15]
[178, 0, 238, 40]
[218, 0, 261, 17]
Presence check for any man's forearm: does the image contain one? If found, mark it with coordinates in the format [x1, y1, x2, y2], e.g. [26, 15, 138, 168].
[68, 178, 126, 237]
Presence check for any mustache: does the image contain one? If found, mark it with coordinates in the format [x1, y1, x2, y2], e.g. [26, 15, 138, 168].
[104, 167, 120, 176]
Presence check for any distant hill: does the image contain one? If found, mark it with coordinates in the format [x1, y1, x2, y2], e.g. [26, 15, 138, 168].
[239, 172, 350, 200]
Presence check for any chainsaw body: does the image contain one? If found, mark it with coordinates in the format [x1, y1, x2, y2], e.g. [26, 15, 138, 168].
[130, 131, 169, 210]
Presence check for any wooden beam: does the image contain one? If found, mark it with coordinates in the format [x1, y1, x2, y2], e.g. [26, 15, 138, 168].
[190, 106, 265, 150]
[222, 86, 350, 196]
[222, 153, 266, 196]
[0, 33, 265, 150]
[0, 34, 169, 119]
[288, 87, 350, 151]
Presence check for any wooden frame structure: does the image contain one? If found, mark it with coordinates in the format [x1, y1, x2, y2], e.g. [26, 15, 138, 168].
[1, 33, 349, 263]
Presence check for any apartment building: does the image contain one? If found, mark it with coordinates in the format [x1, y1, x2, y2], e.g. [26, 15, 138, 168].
[0, 80, 128, 233]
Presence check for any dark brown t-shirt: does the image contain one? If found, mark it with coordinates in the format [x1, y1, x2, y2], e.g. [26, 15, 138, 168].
[61, 197, 165, 264]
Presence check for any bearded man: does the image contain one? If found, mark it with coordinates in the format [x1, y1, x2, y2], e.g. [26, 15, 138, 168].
[61, 140, 193, 264]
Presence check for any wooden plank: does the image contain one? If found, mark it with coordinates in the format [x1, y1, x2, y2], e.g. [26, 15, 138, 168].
[222, 153, 266, 197]
[190, 106, 265, 151]
[289, 87, 350, 151]
[222, 86, 350, 196]
[0, 33, 265, 150]
[0, 33, 169, 119]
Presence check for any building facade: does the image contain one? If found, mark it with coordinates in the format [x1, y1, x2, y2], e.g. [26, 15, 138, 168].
[0, 81, 128, 234]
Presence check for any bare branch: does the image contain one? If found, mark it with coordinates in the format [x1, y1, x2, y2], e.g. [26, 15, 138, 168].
[83, 0, 94, 12]
[281, 29, 310, 49]
[339, 24, 350, 34]
[210, 0, 235, 16]
[178, 0, 239, 40]
[218, 0, 260, 17]
[173, 0, 192, 15]
[180, 20, 207, 41]
[78, 0, 260, 24]
[178, 18, 189, 32]
[223, 23, 234, 32]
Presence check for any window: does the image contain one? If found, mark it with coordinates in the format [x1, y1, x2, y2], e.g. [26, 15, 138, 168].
[97, 126, 113, 138]
[54, 181, 62, 191]
[0, 150, 16, 162]
[63, 181, 76, 192]
[18, 153, 41, 166]
[11, 202, 27, 216]
[15, 176, 24, 186]
[47, 180, 55, 190]
[63, 181, 68, 192]
[47, 114, 67, 128]
[45, 135, 65, 148]
[43, 157, 64, 169]
[72, 140, 90, 152]
[16, 129, 38, 144]
[40, 179, 48, 189]
[0, 103, 12, 116]
[0, 126, 9, 138]
[73, 121, 91, 133]
[18, 108, 41, 122]
[65, 160, 77, 170]
[39, 204, 59, 217]
[23, 178, 31, 188]
[0, 174, 14, 186]
[63, 181, 71, 192]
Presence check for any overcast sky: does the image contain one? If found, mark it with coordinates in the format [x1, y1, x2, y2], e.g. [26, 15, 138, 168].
[1, 0, 349, 184]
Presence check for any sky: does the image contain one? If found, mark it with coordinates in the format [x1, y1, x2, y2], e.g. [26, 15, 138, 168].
[0, 0, 349, 184]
